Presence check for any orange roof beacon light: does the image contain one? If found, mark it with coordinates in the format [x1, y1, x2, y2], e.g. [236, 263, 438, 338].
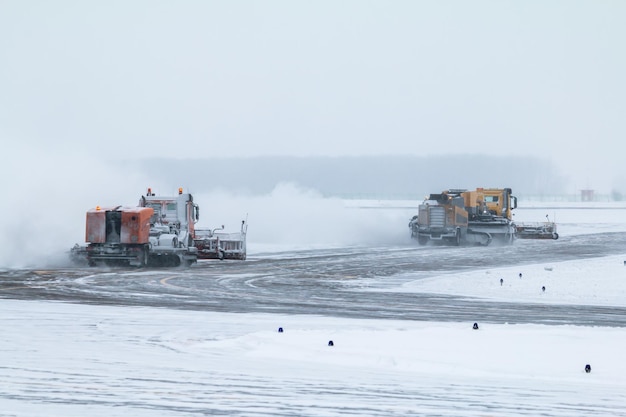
[96, 205, 101, 211]
[178, 187, 183, 195]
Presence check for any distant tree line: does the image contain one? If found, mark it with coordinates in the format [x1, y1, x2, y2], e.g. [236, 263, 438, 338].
[129, 155, 567, 199]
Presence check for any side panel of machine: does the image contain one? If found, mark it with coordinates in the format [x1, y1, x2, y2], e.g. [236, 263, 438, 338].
[86, 209, 106, 243]
[120, 208, 153, 244]
[417, 205, 429, 225]
[453, 205, 468, 227]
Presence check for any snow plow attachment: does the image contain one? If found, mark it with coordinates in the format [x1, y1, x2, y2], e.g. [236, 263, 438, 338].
[194, 220, 248, 260]
[515, 221, 559, 240]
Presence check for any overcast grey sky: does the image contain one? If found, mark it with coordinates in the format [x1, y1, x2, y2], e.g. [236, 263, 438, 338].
[1, 1, 625, 191]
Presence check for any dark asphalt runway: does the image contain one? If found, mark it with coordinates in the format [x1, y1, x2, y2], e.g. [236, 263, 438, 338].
[1, 231, 626, 327]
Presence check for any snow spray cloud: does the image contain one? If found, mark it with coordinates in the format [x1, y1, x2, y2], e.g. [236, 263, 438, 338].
[0, 154, 414, 269]
[0, 146, 152, 268]
[193, 182, 413, 254]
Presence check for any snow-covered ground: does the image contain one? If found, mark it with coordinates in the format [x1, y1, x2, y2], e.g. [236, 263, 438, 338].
[392, 254, 626, 307]
[2, 295, 625, 416]
[2, 203, 626, 416]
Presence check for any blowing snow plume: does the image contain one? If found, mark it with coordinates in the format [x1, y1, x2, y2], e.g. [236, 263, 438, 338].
[194, 182, 412, 254]
[0, 146, 151, 268]
[1, 159, 412, 269]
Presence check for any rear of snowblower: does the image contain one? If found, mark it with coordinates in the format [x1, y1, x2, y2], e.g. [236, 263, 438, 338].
[71, 188, 200, 267]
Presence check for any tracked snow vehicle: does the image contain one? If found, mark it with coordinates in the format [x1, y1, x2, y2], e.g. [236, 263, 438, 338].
[409, 189, 514, 246]
[71, 187, 248, 266]
[71, 188, 199, 267]
[409, 187, 558, 245]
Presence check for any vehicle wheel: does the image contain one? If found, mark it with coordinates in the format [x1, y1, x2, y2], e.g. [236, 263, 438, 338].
[417, 235, 428, 245]
[142, 248, 149, 267]
[553, 233, 559, 240]
[454, 229, 461, 246]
